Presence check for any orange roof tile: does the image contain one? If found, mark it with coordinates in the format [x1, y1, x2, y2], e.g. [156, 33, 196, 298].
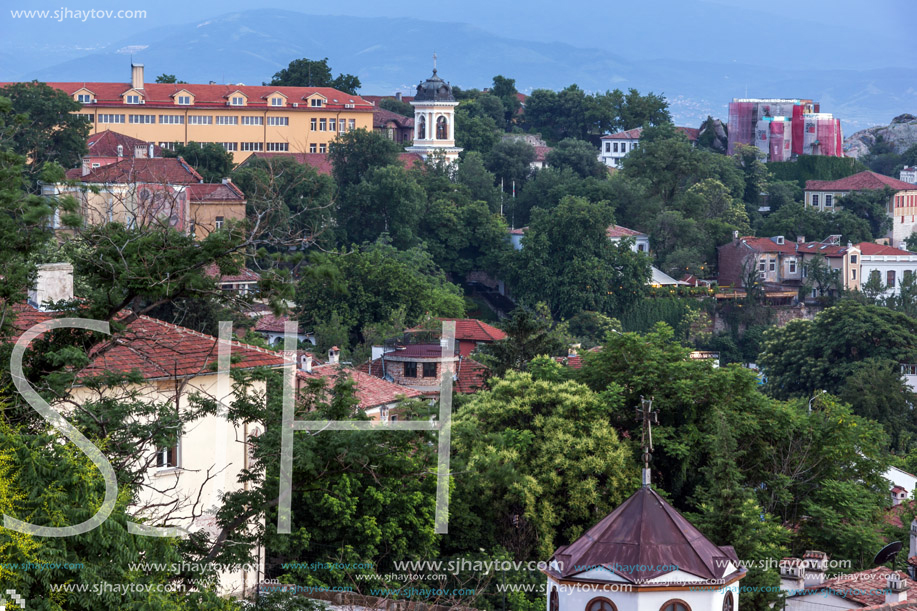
[298, 363, 422, 409]
[75, 157, 204, 184]
[806, 171, 914, 192]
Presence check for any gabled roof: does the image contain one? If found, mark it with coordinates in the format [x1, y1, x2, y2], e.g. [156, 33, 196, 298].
[736, 236, 799, 255]
[548, 486, 744, 583]
[857, 242, 916, 256]
[185, 181, 245, 202]
[254, 313, 296, 334]
[600, 126, 698, 142]
[372, 107, 414, 129]
[74, 157, 204, 184]
[797, 241, 853, 257]
[298, 363, 422, 409]
[435, 318, 507, 343]
[607, 224, 646, 238]
[204, 263, 260, 284]
[794, 567, 916, 607]
[805, 171, 914, 192]
[11, 305, 284, 381]
[85, 130, 161, 158]
[8, 82, 374, 111]
[359, 354, 488, 395]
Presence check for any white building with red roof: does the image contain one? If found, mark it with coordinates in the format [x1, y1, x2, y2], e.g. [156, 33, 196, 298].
[856, 242, 917, 296]
[805, 171, 917, 248]
[598, 126, 699, 168]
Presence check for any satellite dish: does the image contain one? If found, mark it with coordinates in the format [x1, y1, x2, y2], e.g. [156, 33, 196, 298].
[874, 541, 903, 566]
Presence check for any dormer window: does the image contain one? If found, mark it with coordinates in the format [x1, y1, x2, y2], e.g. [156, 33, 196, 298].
[126, 95, 141, 104]
[231, 97, 245, 106]
[271, 98, 283, 106]
[177, 96, 191, 105]
[310, 98, 323, 107]
[77, 94, 92, 103]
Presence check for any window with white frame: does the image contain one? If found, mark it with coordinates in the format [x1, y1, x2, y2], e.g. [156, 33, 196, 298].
[310, 118, 317, 131]
[241, 116, 263, 125]
[240, 142, 263, 151]
[98, 114, 125, 124]
[758, 259, 766, 272]
[268, 116, 289, 126]
[309, 143, 317, 153]
[77, 93, 92, 103]
[769, 258, 776, 272]
[812, 194, 820, 207]
[789, 260, 797, 274]
[266, 142, 289, 152]
[319, 118, 327, 131]
[215, 216, 224, 230]
[129, 114, 155, 124]
[319, 143, 327, 154]
[189, 115, 213, 125]
[271, 98, 283, 106]
[159, 115, 184, 124]
[177, 96, 191, 105]
[310, 98, 323, 107]
[216, 116, 238, 125]
[348, 119, 355, 131]
[230, 96, 245, 106]
[156, 444, 178, 469]
[329, 119, 337, 132]
[220, 142, 238, 152]
[126, 95, 141, 104]
[825, 194, 833, 207]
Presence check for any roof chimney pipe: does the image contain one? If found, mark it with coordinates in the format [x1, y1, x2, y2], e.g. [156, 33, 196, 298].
[886, 572, 908, 604]
[131, 62, 144, 90]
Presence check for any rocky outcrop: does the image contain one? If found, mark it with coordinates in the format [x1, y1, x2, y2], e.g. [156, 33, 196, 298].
[844, 115, 917, 159]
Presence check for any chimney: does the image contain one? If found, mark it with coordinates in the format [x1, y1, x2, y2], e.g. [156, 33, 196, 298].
[886, 572, 908, 604]
[328, 346, 340, 365]
[149, 143, 155, 158]
[117, 144, 124, 158]
[131, 62, 144, 90]
[301, 353, 313, 373]
[803, 551, 827, 587]
[797, 236, 806, 244]
[780, 558, 805, 591]
[732, 230, 739, 242]
[209, 80, 216, 85]
[395, 92, 402, 101]
[29, 263, 74, 311]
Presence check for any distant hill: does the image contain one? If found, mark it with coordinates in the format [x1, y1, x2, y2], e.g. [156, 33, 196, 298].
[844, 114, 917, 159]
[6, 9, 917, 131]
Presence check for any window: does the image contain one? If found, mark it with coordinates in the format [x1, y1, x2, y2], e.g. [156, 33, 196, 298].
[888, 270, 897, 288]
[769, 258, 776, 272]
[320, 118, 327, 131]
[215, 216, 224, 230]
[339, 119, 346, 133]
[310, 118, 317, 131]
[825, 194, 834, 207]
[231, 96, 245, 106]
[586, 598, 617, 611]
[723, 592, 734, 611]
[159, 115, 184, 124]
[404, 362, 418, 377]
[271, 98, 283, 106]
[319, 144, 327, 154]
[189, 221, 196, 238]
[309, 143, 317, 153]
[348, 119, 355, 131]
[423, 362, 437, 378]
[129, 114, 155, 124]
[310, 98, 323, 107]
[436, 116, 448, 139]
[661, 600, 690, 611]
[98, 114, 125, 124]
[241, 116, 263, 125]
[159, 142, 177, 151]
[758, 259, 766, 272]
[177, 96, 191, 105]
[268, 116, 289, 126]
[189, 115, 213, 125]
[852, 269, 857, 280]
[550, 588, 559, 611]
[77, 93, 92, 103]
[906, 270, 915, 282]
[789, 260, 797, 274]
[621, 143, 627, 153]
[216, 116, 238, 125]
[156, 445, 178, 469]
[240, 142, 263, 151]
[220, 142, 238, 152]
[418, 116, 426, 139]
[77, 113, 94, 122]
[126, 95, 141, 104]
[266, 142, 289, 152]
[812, 194, 820, 207]
[605, 143, 611, 152]
[850, 254, 858, 264]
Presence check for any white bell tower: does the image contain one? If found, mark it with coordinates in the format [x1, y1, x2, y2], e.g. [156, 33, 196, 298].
[405, 55, 462, 163]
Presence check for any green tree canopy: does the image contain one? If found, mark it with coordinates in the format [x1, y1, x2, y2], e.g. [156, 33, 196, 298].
[163, 141, 234, 182]
[269, 57, 361, 94]
[544, 138, 605, 178]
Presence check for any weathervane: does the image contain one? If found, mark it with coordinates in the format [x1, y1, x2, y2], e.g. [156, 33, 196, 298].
[635, 396, 657, 487]
[433, 51, 438, 74]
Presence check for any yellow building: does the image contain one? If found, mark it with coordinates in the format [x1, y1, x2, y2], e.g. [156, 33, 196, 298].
[32, 63, 374, 163]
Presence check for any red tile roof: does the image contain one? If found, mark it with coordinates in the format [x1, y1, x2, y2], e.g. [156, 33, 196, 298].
[18, 82, 373, 112]
[185, 181, 245, 202]
[858, 242, 916, 256]
[606, 224, 646, 238]
[85, 129, 161, 158]
[800, 567, 915, 607]
[11, 305, 284, 381]
[737, 236, 799, 254]
[385, 344, 446, 358]
[372, 107, 414, 129]
[247, 152, 334, 175]
[508, 227, 527, 235]
[797, 241, 852, 257]
[455, 358, 487, 394]
[534, 146, 551, 162]
[362, 94, 415, 106]
[298, 364, 422, 409]
[600, 126, 698, 142]
[254, 313, 295, 334]
[204, 263, 260, 284]
[806, 171, 915, 192]
[74, 157, 204, 184]
[436, 318, 507, 342]
[398, 152, 425, 170]
[555, 355, 584, 369]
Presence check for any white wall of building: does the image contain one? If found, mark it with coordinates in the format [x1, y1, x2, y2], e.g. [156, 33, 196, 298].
[547, 575, 739, 611]
[860, 252, 917, 296]
[598, 138, 639, 168]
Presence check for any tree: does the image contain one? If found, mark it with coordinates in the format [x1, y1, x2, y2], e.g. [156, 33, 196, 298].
[615, 88, 671, 131]
[162, 141, 234, 182]
[506, 196, 650, 319]
[154, 73, 186, 84]
[340, 165, 425, 248]
[756, 202, 873, 245]
[328, 128, 401, 191]
[732, 144, 770, 207]
[451, 363, 635, 559]
[622, 123, 698, 204]
[801, 254, 843, 305]
[835, 188, 894, 239]
[295, 242, 465, 347]
[379, 97, 413, 117]
[455, 105, 501, 155]
[455, 152, 502, 213]
[490, 75, 522, 128]
[0, 81, 89, 186]
[269, 57, 361, 94]
[485, 138, 535, 192]
[474, 306, 567, 377]
[544, 138, 605, 178]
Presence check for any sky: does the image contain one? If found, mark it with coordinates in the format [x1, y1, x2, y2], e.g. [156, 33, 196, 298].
[1, 0, 912, 73]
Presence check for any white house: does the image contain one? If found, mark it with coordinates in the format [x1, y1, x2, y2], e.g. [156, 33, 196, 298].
[598, 127, 699, 169]
[857, 242, 917, 296]
[607, 225, 650, 253]
[901, 167, 917, 185]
